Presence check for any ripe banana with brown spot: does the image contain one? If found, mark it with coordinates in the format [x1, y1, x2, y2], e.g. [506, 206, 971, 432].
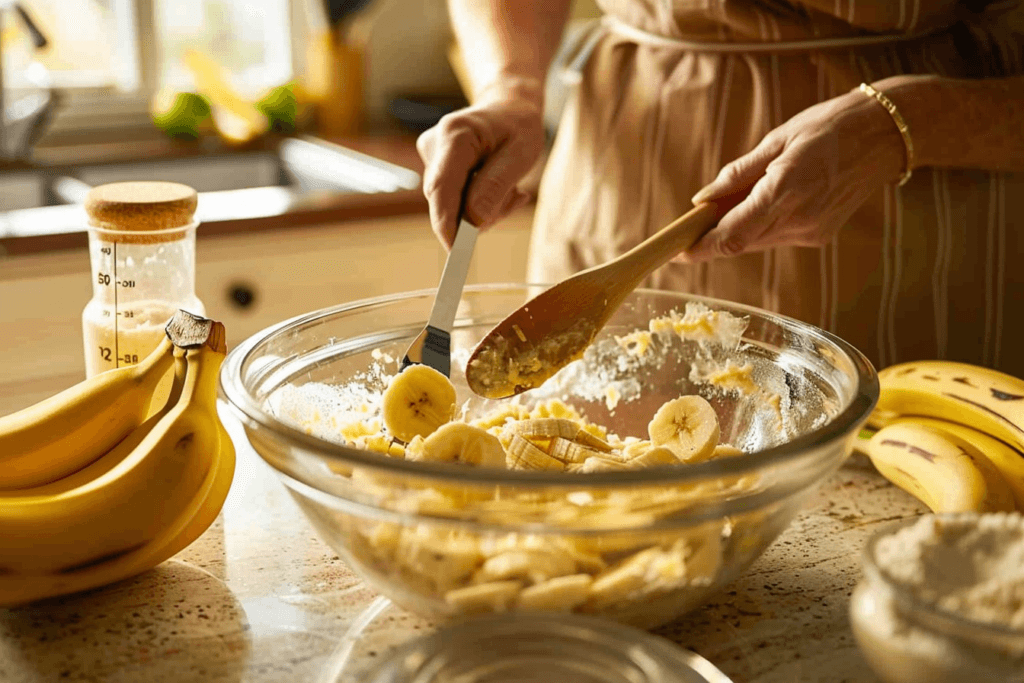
[887, 416, 1024, 511]
[874, 360, 1024, 453]
[864, 421, 1017, 513]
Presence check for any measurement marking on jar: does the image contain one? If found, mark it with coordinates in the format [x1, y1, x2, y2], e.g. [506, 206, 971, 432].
[113, 243, 119, 367]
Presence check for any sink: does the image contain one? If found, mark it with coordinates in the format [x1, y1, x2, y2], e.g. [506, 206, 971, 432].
[0, 137, 422, 235]
[64, 137, 421, 197]
[0, 170, 48, 210]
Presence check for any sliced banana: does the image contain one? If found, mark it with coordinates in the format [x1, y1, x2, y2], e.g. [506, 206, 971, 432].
[684, 525, 723, 585]
[445, 580, 522, 614]
[516, 574, 594, 611]
[579, 455, 630, 473]
[587, 541, 692, 609]
[576, 429, 613, 452]
[396, 527, 483, 593]
[587, 546, 663, 609]
[549, 437, 604, 464]
[627, 446, 681, 468]
[409, 422, 507, 468]
[647, 395, 720, 463]
[381, 364, 457, 442]
[504, 417, 581, 440]
[711, 443, 744, 458]
[506, 434, 565, 471]
[363, 522, 402, 562]
[619, 440, 681, 468]
[472, 549, 577, 585]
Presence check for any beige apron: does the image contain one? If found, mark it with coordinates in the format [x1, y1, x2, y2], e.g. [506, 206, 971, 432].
[528, 0, 1024, 376]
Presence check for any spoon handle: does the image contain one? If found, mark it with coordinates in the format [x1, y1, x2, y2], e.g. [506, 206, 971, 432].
[612, 201, 720, 287]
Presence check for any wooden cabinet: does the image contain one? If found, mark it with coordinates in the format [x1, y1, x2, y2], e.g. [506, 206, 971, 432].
[0, 208, 532, 413]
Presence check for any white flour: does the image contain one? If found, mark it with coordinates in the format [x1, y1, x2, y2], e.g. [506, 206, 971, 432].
[851, 513, 1024, 683]
[877, 513, 1024, 629]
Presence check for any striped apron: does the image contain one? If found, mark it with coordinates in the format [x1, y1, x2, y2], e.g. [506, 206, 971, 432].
[527, 0, 1024, 376]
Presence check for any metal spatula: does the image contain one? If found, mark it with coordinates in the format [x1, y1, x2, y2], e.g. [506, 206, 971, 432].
[401, 217, 479, 376]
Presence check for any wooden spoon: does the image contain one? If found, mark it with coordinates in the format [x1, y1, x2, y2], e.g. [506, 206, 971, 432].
[465, 192, 747, 399]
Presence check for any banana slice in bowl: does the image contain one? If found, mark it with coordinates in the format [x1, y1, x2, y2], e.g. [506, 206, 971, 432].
[409, 422, 506, 468]
[381, 364, 458, 443]
[647, 396, 720, 463]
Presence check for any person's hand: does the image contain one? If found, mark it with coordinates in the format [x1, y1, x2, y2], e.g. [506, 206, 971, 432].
[679, 88, 908, 262]
[417, 86, 546, 248]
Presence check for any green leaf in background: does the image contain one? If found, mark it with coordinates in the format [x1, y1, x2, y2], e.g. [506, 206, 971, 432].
[151, 91, 212, 140]
[255, 83, 297, 133]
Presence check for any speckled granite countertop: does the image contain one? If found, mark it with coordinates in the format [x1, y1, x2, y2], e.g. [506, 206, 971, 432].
[0, 410, 923, 683]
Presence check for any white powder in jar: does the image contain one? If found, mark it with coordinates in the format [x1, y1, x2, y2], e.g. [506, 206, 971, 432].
[851, 513, 1024, 683]
[876, 513, 1024, 629]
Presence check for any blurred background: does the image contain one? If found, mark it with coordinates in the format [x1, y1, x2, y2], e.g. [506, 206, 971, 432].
[1, 0, 601, 149]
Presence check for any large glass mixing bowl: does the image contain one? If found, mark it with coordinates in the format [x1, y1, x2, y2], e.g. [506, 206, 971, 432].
[219, 284, 877, 629]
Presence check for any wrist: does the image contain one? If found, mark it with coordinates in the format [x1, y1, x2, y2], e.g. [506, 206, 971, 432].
[856, 83, 915, 186]
[475, 73, 546, 110]
[867, 75, 943, 170]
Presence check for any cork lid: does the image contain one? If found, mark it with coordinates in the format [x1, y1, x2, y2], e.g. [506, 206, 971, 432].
[85, 182, 198, 243]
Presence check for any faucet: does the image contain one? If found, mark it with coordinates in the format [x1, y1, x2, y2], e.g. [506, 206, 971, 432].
[0, 1, 56, 161]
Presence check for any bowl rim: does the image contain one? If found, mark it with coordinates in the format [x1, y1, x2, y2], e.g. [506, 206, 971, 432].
[861, 513, 1024, 641]
[219, 283, 879, 488]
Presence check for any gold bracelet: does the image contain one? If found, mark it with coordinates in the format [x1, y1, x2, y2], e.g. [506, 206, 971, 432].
[858, 82, 914, 187]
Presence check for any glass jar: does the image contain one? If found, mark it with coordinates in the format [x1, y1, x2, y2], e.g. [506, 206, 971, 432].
[81, 182, 205, 394]
[850, 516, 1024, 683]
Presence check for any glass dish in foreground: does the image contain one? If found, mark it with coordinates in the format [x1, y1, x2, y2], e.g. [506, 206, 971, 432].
[219, 284, 877, 629]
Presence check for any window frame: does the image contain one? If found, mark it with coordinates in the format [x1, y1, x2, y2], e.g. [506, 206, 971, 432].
[40, 0, 308, 137]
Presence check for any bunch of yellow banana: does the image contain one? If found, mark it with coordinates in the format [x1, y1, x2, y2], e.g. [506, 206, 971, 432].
[862, 360, 1024, 514]
[0, 311, 235, 606]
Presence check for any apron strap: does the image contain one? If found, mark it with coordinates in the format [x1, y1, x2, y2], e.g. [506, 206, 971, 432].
[562, 14, 940, 84]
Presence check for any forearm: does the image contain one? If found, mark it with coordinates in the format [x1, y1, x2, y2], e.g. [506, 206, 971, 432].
[448, 0, 571, 105]
[873, 74, 1024, 173]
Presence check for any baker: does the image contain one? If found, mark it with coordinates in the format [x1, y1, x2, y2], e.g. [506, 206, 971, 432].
[417, 1, 1024, 377]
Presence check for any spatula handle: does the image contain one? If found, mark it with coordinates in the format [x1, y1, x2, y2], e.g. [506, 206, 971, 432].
[427, 219, 479, 331]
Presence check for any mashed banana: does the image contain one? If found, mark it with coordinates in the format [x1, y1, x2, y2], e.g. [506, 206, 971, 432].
[276, 302, 780, 623]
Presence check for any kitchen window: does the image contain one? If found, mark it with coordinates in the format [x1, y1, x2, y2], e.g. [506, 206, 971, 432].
[2, 0, 305, 136]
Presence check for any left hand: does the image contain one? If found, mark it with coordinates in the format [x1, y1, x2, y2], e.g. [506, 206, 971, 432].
[679, 87, 908, 262]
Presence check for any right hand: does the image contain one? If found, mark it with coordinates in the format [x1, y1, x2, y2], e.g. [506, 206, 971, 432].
[417, 90, 546, 248]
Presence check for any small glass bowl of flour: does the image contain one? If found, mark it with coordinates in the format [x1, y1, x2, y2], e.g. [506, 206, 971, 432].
[850, 513, 1024, 683]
